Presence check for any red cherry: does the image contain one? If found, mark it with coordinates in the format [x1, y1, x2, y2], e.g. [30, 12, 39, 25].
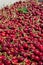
[0, 63, 4, 65]
[0, 56, 5, 60]
[25, 59, 31, 65]
[38, 61, 43, 65]
[12, 57, 18, 64]
[31, 62, 37, 65]
[34, 56, 40, 61]
[23, 43, 28, 49]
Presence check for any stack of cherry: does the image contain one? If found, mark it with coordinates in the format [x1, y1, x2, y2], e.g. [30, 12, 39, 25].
[0, 0, 43, 65]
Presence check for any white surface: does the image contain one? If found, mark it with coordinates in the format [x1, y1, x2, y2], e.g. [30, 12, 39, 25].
[0, 0, 25, 9]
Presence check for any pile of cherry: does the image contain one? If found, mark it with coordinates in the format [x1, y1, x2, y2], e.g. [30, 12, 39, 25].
[0, 0, 43, 65]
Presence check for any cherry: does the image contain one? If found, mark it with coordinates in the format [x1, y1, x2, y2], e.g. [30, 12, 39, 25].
[25, 59, 31, 65]
[12, 57, 18, 64]
[31, 62, 37, 65]
[38, 61, 43, 65]
[0, 0, 43, 65]
[34, 56, 40, 61]
[0, 56, 5, 61]
[0, 63, 4, 65]
[18, 56, 24, 62]
[23, 43, 28, 50]
[40, 56, 43, 61]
